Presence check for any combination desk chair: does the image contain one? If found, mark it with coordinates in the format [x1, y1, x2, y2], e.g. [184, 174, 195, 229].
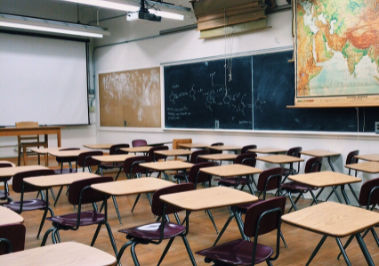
[41, 176, 118, 257]
[280, 157, 322, 212]
[97, 144, 130, 179]
[208, 142, 224, 154]
[4, 169, 55, 239]
[15, 121, 48, 166]
[241, 144, 257, 154]
[337, 177, 379, 260]
[0, 223, 26, 255]
[0, 162, 14, 203]
[281, 146, 302, 183]
[197, 197, 286, 266]
[116, 183, 196, 266]
[55, 147, 80, 174]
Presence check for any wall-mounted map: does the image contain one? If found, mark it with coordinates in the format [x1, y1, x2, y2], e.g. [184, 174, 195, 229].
[295, 0, 378, 107]
[99, 67, 161, 127]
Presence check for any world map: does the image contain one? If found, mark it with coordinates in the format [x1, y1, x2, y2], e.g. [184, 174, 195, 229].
[296, 0, 378, 100]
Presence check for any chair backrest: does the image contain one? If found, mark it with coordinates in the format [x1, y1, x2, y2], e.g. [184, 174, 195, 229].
[358, 177, 379, 207]
[59, 147, 80, 151]
[304, 157, 322, 173]
[0, 162, 13, 168]
[148, 145, 168, 161]
[190, 149, 209, 163]
[287, 146, 302, 157]
[151, 183, 195, 216]
[110, 144, 129, 155]
[123, 155, 151, 178]
[0, 223, 26, 255]
[77, 151, 103, 168]
[257, 167, 283, 198]
[346, 150, 359, 164]
[12, 169, 55, 193]
[244, 196, 286, 237]
[172, 138, 192, 149]
[132, 139, 148, 147]
[15, 121, 38, 128]
[209, 142, 223, 154]
[187, 162, 217, 186]
[234, 152, 257, 167]
[241, 144, 257, 154]
[68, 176, 113, 205]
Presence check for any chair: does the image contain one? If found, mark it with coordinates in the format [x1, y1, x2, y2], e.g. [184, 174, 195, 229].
[208, 142, 223, 154]
[345, 150, 360, 203]
[132, 139, 148, 147]
[147, 145, 168, 162]
[0, 223, 26, 255]
[280, 157, 322, 212]
[173, 149, 210, 183]
[76, 150, 103, 172]
[0, 162, 14, 203]
[218, 152, 258, 194]
[55, 147, 80, 174]
[41, 176, 118, 256]
[197, 196, 286, 266]
[281, 146, 302, 183]
[109, 143, 129, 154]
[98, 144, 130, 179]
[214, 167, 286, 247]
[241, 144, 257, 154]
[172, 138, 192, 149]
[15, 121, 48, 166]
[4, 169, 55, 239]
[116, 183, 196, 265]
[337, 177, 379, 259]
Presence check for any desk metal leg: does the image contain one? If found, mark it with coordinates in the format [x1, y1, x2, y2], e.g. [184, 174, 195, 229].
[306, 235, 327, 266]
[340, 185, 351, 205]
[327, 156, 335, 171]
[336, 237, 351, 266]
[355, 233, 375, 266]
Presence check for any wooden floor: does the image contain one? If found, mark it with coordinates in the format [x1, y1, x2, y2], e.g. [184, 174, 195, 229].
[4, 156, 379, 265]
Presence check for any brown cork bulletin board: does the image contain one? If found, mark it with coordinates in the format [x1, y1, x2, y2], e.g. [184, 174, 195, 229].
[99, 67, 161, 127]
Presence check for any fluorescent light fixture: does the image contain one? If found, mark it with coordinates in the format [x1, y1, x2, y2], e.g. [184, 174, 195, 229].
[0, 14, 109, 38]
[60, 0, 184, 20]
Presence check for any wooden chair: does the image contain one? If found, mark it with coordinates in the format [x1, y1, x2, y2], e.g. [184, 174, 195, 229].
[172, 138, 192, 160]
[15, 121, 47, 166]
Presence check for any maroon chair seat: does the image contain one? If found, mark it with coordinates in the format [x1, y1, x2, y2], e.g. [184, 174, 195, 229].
[6, 199, 47, 211]
[48, 211, 106, 227]
[197, 197, 286, 266]
[198, 239, 273, 265]
[119, 222, 185, 241]
[132, 139, 148, 147]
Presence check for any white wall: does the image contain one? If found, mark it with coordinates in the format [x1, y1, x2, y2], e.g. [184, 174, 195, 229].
[93, 10, 378, 199]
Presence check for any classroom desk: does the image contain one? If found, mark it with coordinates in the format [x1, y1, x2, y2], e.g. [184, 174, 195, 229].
[0, 206, 24, 226]
[121, 146, 151, 154]
[198, 153, 237, 162]
[30, 147, 61, 166]
[301, 149, 340, 171]
[178, 143, 208, 149]
[0, 165, 48, 181]
[0, 126, 61, 147]
[282, 202, 379, 266]
[249, 147, 287, 154]
[355, 154, 379, 162]
[83, 144, 113, 150]
[139, 160, 193, 180]
[288, 171, 361, 205]
[207, 145, 241, 152]
[257, 154, 304, 164]
[345, 161, 379, 174]
[92, 154, 136, 164]
[0, 241, 116, 266]
[154, 149, 192, 159]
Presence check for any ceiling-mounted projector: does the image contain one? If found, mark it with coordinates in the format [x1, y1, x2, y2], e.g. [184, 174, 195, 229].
[126, 0, 161, 22]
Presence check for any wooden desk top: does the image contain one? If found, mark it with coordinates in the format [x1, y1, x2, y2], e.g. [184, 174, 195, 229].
[178, 143, 208, 149]
[200, 163, 262, 177]
[83, 144, 112, 150]
[154, 149, 192, 156]
[91, 177, 175, 196]
[121, 146, 152, 153]
[257, 155, 304, 164]
[282, 202, 379, 237]
[0, 165, 49, 178]
[249, 147, 287, 154]
[288, 171, 361, 187]
[160, 186, 258, 211]
[198, 153, 237, 161]
[301, 149, 340, 157]
[0, 241, 116, 266]
[48, 149, 85, 158]
[345, 161, 379, 173]
[0, 160, 15, 167]
[207, 145, 241, 151]
[92, 154, 135, 163]
[355, 154, 379, 162]
[30, 147, 60, 154]
[140, 160, 193, 171]
[24, 172, 99, 188]
[0, 206, 24, 226]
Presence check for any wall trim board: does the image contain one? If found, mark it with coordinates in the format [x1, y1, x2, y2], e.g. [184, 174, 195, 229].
[98, 126, 164, 133]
